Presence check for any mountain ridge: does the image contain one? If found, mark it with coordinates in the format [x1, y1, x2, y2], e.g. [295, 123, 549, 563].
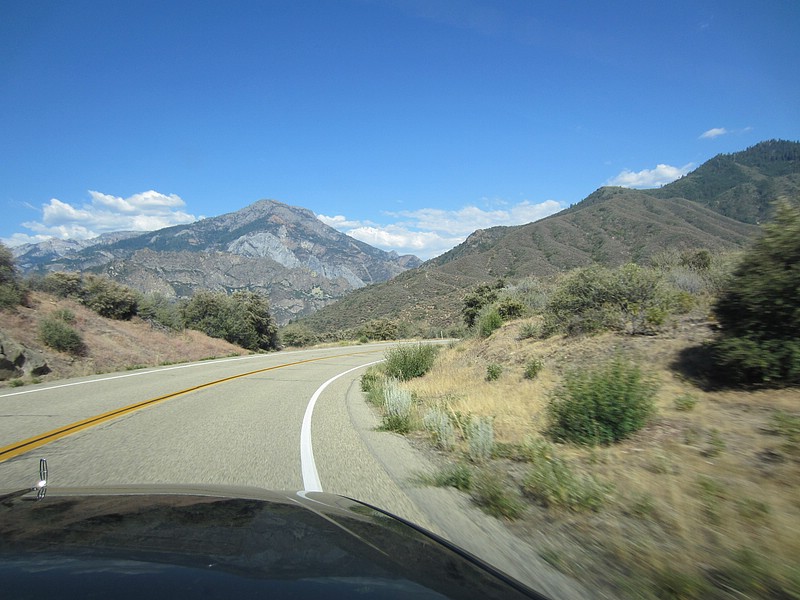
[298, 140, 799, 333]
[13, 199, 422, 324]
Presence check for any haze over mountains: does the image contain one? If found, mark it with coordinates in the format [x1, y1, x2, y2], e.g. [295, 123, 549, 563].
[12, 140, 800, 329]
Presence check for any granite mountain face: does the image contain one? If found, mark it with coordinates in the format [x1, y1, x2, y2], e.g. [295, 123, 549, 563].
[13, 200, 421, 325]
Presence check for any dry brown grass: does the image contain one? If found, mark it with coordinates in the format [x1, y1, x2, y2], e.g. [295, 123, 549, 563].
[404, 315, 800, 598]
[0, 292, 247, 384]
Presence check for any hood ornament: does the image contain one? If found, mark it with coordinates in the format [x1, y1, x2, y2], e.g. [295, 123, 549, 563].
[0, 458, 47, 502]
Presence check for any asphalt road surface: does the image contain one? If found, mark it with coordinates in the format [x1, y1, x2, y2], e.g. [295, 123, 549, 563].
[0, 342, 586, 599]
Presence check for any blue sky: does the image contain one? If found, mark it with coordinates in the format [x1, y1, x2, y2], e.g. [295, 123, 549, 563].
[2, 1, 798, 259]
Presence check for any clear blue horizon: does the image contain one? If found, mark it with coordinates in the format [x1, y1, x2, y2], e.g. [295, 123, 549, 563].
[2, 1, 798, 259]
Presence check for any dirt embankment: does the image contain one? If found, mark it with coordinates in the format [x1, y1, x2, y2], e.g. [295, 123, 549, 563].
[0, 292, 247, 385]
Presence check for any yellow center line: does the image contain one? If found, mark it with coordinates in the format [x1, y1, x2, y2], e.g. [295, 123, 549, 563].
[0, 350, 378, 463]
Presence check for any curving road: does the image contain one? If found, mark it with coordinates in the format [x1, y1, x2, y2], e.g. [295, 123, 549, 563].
[0, 342, 586, 600]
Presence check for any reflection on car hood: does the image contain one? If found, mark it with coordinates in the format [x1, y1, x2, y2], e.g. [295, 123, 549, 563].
[0, 485, 547, 599]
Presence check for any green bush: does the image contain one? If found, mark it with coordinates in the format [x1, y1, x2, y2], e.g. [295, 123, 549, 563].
[485, 363, 503, 381]
[181, 290, 278, 351]
[467, 417, 495, 462]
[462, 280, 504, 327]
[32, 272, 83, 298]
[0, 242, 27, 309]
[358, 318, 400, 341]
[39, 317, 85, 355]
[710, 202, 800, 386]
[543, 264, 674, 336]
[80, 274, 138, 320]
[381, 379, 413, 433]
[383, 343, 439, 380]
[52, 308, 76, 324]
[547, 355, 657, 445]
[522, 439, 609, 511]
[137, 293, 183, 331]
[470, 469, 525, 519]
[477, 308, 503, 338]
[496, 297, 526, 321]
[428, 464, 473, 491]
[523, 358, 544, 380]
[423, 408, 456, 451]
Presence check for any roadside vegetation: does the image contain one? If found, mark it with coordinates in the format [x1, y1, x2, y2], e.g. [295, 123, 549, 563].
[361, 206, 800, 599]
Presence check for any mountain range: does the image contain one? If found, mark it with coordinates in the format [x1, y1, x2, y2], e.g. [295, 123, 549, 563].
[12, 139, 799, 330]
[298, 139, 799, 333]
[13, 200, 421, 324]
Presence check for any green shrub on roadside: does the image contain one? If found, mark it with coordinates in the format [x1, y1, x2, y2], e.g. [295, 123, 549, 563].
[477, 308, 503, 338]
[710, 202, 800, 386]
[522, 439, 609, 511]
[425, 463, 473, 491]
[673, 393, 698, 411]
[485, 363, 503, 381]
[383, 343, 439, 380]
[547, 355, 657, 445]
[523, 358, 544, 380]
[423, 408, 456, 451]
[467, 417, 495, 462]
[39, 317, 85, 355]
[381, 378, 413, 433]
[470, 469, 525, 519]
[542, 263, 675, 337]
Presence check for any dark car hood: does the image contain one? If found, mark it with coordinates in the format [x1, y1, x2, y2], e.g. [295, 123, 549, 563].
[0, 485, 546, 599]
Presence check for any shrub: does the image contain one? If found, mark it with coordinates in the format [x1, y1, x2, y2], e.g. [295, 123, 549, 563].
[138, 293, 183, 331]
[523, 358, 544, 380]
[360, 367, 386, 406]
[546, 355, 657, 445]
[470, 469, 525, 519]
[381, 379, 413, 433]
[427, 464, 473, 491]
[496, 297, 526, 321]
[0, 242, 27, 309]
[383, 343, 439, 380]
[423, 408, 456, 451]
[710, 202, 800, 386]
[477, 308, 503, 338]
[485, 363, 502, 381]
[674, 393, 698, 411]
[181, 290, 278, 351]
[522, 439, 609, 511]
[358, 318, 400, 341]
[279, 323, 317, 347]
[462, 280, 504, 327]
[39, 317, 85, 355]
[467, 417, 495, 462]
[52, 308, 76, 324]
[518, 322, 539, 340]
[81, 274, 138, 320]
[32, 272, 83, 298]
[543, 264, 673, 336]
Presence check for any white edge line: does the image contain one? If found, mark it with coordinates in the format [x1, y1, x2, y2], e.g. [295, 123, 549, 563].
[300, 360, 384, 493]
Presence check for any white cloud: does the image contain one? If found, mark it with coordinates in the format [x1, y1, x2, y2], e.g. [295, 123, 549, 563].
[12, 190, 198, 244]
[700, 127, 728, 139]
[318, 199, 563, 260]
[607, 163, 693, 189]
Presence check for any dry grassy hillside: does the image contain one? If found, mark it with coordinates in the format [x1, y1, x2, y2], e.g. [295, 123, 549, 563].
[0, 292, 247, 386]
[395, 313, 800, 598]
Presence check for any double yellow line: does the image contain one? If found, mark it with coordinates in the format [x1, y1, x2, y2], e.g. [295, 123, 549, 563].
[0, 352, 371, 463]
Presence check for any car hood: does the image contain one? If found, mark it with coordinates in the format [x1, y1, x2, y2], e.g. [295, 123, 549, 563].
[0, 485, 546, 599]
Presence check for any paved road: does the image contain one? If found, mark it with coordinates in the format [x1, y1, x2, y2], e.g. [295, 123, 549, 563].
[0, 342, 586, 600]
